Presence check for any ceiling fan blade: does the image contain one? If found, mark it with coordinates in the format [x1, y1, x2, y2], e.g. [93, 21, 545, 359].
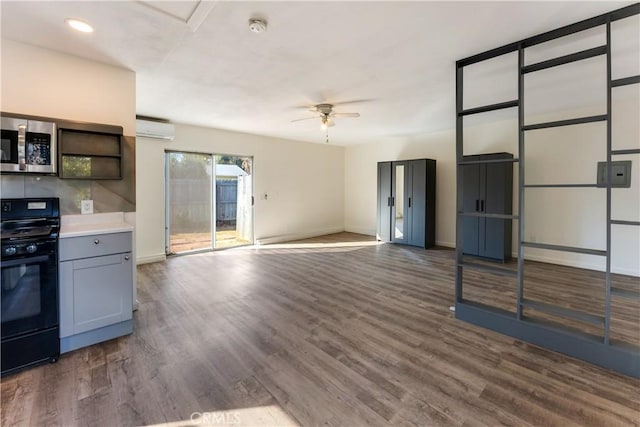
[331, 99, 376, 107]
[331, 112, 360, 118]
[291, 115, 320, 122]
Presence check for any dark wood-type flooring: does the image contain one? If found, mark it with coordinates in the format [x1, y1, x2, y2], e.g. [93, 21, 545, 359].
[2, 232, 639, 426]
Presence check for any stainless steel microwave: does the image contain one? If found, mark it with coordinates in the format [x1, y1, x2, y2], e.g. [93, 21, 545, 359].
[1, 116, 57, 174]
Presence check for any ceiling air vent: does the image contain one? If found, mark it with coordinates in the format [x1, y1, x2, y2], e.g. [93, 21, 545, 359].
[136, 117, 175, 141]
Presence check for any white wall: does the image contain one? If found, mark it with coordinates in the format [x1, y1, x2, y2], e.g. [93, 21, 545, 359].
[346, 15, 639, 276]
[345, 93, 639, 276]
[136, 124, 345, 263]
[1, 38, 139, 302]
[1, 39, 136, 134]
[345, 127, 458, 241]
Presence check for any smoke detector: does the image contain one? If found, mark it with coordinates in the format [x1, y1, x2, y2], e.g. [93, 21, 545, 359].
[248, 18, 267, 33]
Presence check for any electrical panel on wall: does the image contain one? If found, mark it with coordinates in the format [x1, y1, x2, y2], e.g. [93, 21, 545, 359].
[597, 160, 632, 188]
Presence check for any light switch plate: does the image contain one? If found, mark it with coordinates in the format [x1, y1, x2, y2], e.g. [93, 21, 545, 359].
[81, 200, 94, 214]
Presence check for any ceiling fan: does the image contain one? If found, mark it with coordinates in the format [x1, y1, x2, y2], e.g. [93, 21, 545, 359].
[291, 103, 360, 130]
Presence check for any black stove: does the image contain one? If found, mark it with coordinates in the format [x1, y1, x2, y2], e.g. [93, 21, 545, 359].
[1, 198, 60, 376]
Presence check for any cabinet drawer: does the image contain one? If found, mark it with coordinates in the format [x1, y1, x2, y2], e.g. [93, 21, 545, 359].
[60, 232, 132, 261]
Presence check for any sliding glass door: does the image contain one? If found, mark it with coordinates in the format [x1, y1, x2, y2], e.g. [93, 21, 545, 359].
[214, 155, 254, 249]
[166, 151, 213, 253]
[165, 151, 253, 254]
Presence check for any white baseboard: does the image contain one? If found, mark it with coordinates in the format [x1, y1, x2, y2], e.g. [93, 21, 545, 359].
[520, 252, 639, 277]
[136, 253, 167, 265]
[256, 227, 345, 245]
[437, 240, 455, 248]
[344, 225, 376, 236]
[441, 244, 638, 276]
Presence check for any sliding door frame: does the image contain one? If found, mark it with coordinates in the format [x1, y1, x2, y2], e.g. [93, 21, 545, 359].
[214, 151, 255, 248]
[165, 149, 216, 255]
[164, 149, 254, 255]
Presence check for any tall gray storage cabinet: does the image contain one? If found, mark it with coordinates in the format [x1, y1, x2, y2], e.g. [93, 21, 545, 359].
[462, 152, 513, 261]
[377, 159, 436, 248]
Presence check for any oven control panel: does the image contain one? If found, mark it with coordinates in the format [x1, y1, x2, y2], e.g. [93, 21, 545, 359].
[2, 240, 56, 259]
[0, 198, 59, 220]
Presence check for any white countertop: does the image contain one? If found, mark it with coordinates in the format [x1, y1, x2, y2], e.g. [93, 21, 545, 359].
[60, 212, 134, 238]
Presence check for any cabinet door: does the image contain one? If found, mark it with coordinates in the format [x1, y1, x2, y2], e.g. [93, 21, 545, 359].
[425, 159, 437, 248]
[482, 162, 513, 260]
[391, 162, 408, 244]
[462, 164, 481, 256]
[59, 260, 73, 337]
[377, 162, 392, 242]
[63, 253, 133, 336]
[408, 160, 426, 247]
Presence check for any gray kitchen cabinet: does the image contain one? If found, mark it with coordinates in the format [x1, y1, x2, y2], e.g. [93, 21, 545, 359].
[59, 231, 133, 353]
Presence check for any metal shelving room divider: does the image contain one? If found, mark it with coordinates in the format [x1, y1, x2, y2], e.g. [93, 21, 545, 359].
[454, 3, 640, 378]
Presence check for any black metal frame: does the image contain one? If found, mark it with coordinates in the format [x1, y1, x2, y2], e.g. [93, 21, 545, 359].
[455, 3, 640, 378]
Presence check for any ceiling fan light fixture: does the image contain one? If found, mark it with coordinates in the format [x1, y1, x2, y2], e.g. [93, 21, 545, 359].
[291, 103, 357, 140]
[248, 18, 267, 33]
[65, 18, 94, 33]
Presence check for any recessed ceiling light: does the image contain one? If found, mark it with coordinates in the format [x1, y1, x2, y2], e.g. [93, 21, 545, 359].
[65, 18, 94, 33]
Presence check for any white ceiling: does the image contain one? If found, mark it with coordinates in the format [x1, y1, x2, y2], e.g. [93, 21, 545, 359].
[0, 1, 636, 145]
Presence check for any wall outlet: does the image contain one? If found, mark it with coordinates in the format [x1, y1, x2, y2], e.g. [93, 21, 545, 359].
[81, 200, 94, 214]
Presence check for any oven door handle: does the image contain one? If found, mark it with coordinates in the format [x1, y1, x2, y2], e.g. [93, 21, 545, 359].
[1, 255, 51, 267]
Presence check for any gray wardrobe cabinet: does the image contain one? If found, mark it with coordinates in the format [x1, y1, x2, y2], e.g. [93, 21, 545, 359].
[377, 159, 436, 248]
[462, 152, 513, 261]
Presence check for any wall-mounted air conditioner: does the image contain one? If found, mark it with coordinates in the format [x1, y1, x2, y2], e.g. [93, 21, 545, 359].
[136, 118, 175, 141]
